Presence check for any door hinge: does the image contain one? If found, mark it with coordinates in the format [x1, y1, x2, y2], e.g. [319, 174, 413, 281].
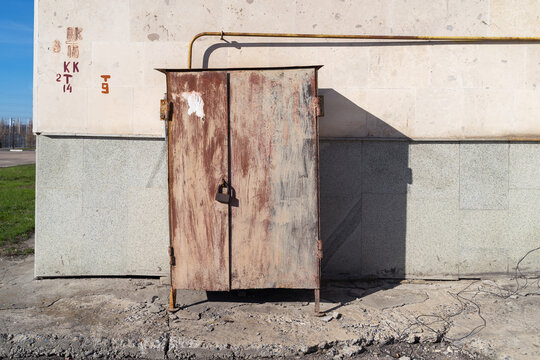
[168, 246, 176, 266]
[316, 95, 324, 117]
[160, 99, 172, 121]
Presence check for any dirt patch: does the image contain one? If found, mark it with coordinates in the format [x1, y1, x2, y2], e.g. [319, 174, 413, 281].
[0, 234, 34, 257]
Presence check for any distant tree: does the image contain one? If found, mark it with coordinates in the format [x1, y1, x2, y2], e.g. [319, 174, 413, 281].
[0, 118, 7, 147]
[0, 118, 6, 136]
[25, 119, 36, 148]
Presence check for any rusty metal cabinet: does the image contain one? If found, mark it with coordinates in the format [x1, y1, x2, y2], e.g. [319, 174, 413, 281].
[160, 66, 321, 307]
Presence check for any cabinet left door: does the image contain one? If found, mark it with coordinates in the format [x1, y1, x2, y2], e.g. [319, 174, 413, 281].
[167, 71, 230, 291]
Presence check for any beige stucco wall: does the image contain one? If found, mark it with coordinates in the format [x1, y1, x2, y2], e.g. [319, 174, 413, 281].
[34, 0, 540, 139]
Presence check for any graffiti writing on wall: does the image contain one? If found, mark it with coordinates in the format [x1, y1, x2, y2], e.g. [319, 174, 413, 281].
[56, 61, 79, 93]
[55, 27, 82, 93]
[53, 27, 113, 96]
[52, 40, 61, 53]
[101, 75, 111, 94]
[66, 27, 82, 59]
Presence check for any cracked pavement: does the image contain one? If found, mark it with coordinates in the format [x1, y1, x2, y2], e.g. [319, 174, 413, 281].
[0, 253, 539, 359]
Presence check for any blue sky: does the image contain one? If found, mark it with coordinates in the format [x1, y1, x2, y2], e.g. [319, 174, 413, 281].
[0, 0, 34, 120]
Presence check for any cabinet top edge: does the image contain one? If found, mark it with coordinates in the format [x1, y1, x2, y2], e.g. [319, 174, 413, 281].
[156, 65, 323, 74]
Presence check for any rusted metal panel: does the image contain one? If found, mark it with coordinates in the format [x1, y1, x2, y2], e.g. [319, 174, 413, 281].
[167, 71, 229, 291]
[166, 67, 320, 292]
[229, 68, 319, 289]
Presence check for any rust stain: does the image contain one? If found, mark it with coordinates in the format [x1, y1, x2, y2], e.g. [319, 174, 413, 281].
[52, 40, 61, 53]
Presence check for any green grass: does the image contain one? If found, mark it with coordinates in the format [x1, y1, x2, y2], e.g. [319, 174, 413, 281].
[2, 246, 34, 256]
[0, 164, 35, 255]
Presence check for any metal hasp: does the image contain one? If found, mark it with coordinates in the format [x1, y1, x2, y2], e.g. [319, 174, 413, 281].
[160, 66, 322, 314]
[160, 98, 171, 121]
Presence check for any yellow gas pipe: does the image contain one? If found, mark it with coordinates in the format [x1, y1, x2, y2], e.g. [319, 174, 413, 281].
[187, 31, 540, 68]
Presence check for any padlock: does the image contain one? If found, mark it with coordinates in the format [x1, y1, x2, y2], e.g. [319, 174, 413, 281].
[215, 183, 230, 204]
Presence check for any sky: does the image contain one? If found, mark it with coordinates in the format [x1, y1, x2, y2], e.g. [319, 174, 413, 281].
[0, 0, 34, 120]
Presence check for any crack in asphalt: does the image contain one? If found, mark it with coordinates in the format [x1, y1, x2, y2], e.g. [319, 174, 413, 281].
[381, 291, 431, 310]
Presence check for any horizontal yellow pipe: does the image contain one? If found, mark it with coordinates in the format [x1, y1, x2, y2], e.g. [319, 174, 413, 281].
[187, 31, 540, 68]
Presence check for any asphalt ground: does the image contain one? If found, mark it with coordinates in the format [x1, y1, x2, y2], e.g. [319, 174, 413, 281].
[0, 149, 36, 167]
[1, 242, 538, 359]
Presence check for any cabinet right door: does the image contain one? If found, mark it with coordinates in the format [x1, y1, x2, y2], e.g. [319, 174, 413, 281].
[229, 68, 320, 289]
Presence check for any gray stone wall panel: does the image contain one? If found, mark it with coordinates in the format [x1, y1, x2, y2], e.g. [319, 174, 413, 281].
[35, 188, 85, 276]
[361, 193, 407, 278]
[407, 143, 459, 200]
[459, 143, 509, 210]
[509, 143, 540, 189]
[361, 142, 410, 194]
[35, 135, 169, 277]
[36, 137, 539, 278]
[405, 198, 460, 279]
[507, 189, 540, 276]
[458, 210, 510, 276]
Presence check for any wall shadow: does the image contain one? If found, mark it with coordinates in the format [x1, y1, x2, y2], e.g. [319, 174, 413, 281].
[185, 279, 406, 314]
[200, 39, 496, 69]
[317, 89, 411, 282]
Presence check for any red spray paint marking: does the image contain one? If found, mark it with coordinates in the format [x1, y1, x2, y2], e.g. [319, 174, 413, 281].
[101, 75, 111, 94]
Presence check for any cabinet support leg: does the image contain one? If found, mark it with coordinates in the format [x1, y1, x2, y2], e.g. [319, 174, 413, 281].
[314, 239, 323, 316]
[168, 286, 177, 312]
[314, 288, 322, 316]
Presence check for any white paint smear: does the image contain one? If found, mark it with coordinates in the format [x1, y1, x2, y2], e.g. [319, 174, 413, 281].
[181, 91, 205, 119]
